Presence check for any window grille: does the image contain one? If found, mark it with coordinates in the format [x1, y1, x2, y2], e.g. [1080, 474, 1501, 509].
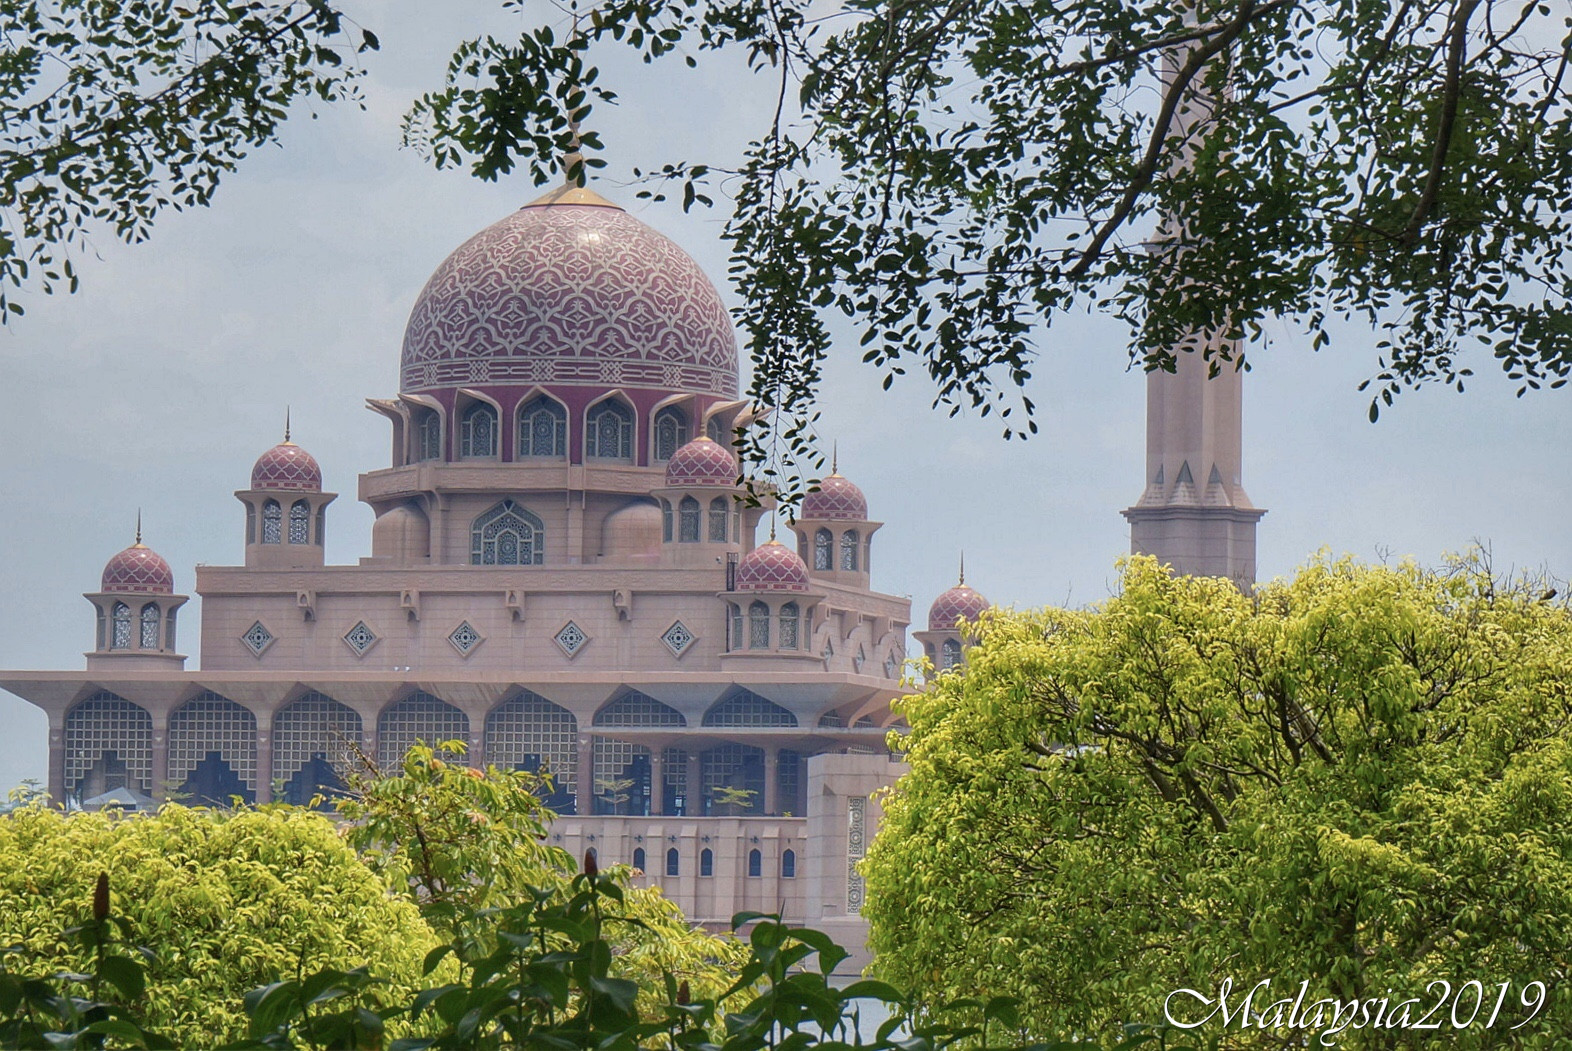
[261, 499, 282, 544]
[460, 403, 498, 457]
[168, 692, 258, 798]
[139, 603, 160, 649]
[654, 407, 688, 460]
[65, 692, 152, 796]
[377, 692, 469, 767]
[586, 400, 633, 459]
[273, 692, 362, 785]
[289, 500, 311, 544]
[748, 601, 770, 649]
[703, 690, 797, 727]
[708, 497, 729, 542]
[485, 692, 577, 798]
[593, 692, 684, 727]
[678, 496, 700, 542]
[471, 500, 544, 565]
[840, 530, 860, 571]
[111, 603, 131, 649]
[518, 397, 567, 457]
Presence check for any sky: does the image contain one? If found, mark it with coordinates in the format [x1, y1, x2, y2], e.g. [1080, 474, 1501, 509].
[3, 1, 1572, 791]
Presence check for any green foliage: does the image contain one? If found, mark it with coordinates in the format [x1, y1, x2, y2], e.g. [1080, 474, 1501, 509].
[0, 0, 374, 319]
[0, 803, 436, 1046]
[340, 742, 749, 1011]
[865, 554, 1572, 1047]
[406, 1, 1572, 491]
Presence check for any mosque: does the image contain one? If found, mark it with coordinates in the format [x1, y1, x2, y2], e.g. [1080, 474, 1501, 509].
[0, 177, 997, 964]
[0, 168, 1260, 963]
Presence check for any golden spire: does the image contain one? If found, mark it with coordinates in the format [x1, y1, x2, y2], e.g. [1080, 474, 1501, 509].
[959, 551, 965, 586]
[831, 441, 838, 475]
[134, 509, 144, 548]
[283, 406, 293, 445]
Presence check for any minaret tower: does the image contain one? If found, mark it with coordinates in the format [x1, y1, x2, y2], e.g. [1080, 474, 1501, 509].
[1119, 24, 1266, 589]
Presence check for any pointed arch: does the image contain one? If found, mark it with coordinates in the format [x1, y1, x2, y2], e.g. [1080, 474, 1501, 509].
[65, 692, 152, 800]
[460, 401, 499, 458]
[585, 397, 634, 460]
[289, 499, 311, 544]
[593, 692, 685, 727]
[653, 405, 689, 461]
[517, 394, 568, 458]
[138, 603, 160, 649]
[471, 500, 544, 565]
[703, 689, 798, 727]
[261, 499, 282, 544]
[813, 528, 832, 571]
[169, 692, 258, 805]
[485, 691, 578, 811]
[377, 692, 469, 767]
[678, 496, 700, 542]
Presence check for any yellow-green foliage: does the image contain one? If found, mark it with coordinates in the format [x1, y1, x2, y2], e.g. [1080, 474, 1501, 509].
[0, 804, 437, 1045]
[866, 554, 1572, 1048]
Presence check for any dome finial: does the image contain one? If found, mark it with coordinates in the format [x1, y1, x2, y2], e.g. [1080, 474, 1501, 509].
[134, 509, 143, 547]
[959, 550, 965, 586]
[831, 441, 838, 475]
[283, 405, 292, 444]
[769, 512, 778, 542]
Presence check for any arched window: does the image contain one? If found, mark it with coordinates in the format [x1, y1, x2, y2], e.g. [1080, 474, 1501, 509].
[518, 397, 567, 457]
[708, 497, 729, 542]
[471, 500, 545, 565]
[840, 529, 860, 571]
[660, 499, 673, 542]
[654, 406, 688, 460]
[138, 603, 159, 649]
[289, 500, 311, 544]
[261, 499, 282, 544]
[942, 638, 963, 669]
[416, 411, 442, 461]
[729, 604, 743, 651]
[586, 400, 633, 460]
[782, 849, 796, 878]
[111, 602, 132, 649]
[749, 601, 770, 649]
[678, 496, 700, 542]
[700, 848, 714, 877]
[460, 403, 498, 458]
[706, 415, 726, 444]
[633, 847, 646, 871]
[779, 602, 800, 650]
[814, 528, 832, 571]
[666, 848, 680, 876]
[748, 849, 762, 877]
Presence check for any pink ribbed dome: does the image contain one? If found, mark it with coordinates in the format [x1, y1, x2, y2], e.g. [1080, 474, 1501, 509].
[665, 437, 737, 487]
[101, 544, 174, 594]
[928, 584, 988, 631]
[802, 474, 868, 521]
[251, 442, 322, 491]
[400, 190, 738, 400]
[736, 541, 810, 592]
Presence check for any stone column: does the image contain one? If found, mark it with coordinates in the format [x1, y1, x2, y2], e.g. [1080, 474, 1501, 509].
[151, 714, 170, 803]
[649, 749, 664, 816]
[255, 728, 273, 804]
[47, 715, 66, 803]
[763, 747, 779, 815]
[578, 734, 595, 815]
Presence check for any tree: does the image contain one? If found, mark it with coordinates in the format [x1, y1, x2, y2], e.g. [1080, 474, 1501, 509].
[0, 0, 376, 319]
[406, 0, 1572, 487]
[862, 555, 1572, 1048]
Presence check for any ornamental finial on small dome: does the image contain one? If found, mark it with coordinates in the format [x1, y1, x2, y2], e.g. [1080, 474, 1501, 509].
[101, 526, 175, 595]
[665, 436, 738, 487]
[283, 406, 291, 444]
[134, 509, 142, 547]
[802, 452, 868, 521]
[928, 568, 989, 632]
[252, 425, 323, 492]
[735, 540, 811, 593]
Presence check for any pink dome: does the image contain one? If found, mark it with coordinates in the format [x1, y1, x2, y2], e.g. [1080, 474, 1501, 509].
[802, 474, 868, 520]
[736, 541, 810, 592]
[400, 192, 738, 400]
[101, 544, 174, 594]
[928, 584, 989, 631]
[665, 437, 737, 487]
[251, 442, 322, 492]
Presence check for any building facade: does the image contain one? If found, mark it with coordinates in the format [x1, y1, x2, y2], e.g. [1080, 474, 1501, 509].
[0, 179, 990, 965]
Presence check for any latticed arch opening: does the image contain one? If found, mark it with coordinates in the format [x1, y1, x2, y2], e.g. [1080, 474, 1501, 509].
[460, 402, 498, 458]
[289, 500, 311, 544]
[377, 692, 470, 767]
[110, 602, 132, 649]
[941, 638, 963, 668]
[65, 693, 152, 801]
[813, 529, 832, 571]
[593, 692, 685, 727]
[840, 529, 860, 571]
[678, 497, 700, 542]
[261, 499, 282, 544]
[653, 406, 688, 461]
[779, 602, 800, 650]
[748, 601, 770, 649]
[471, 500, 544, 565]
[485, 692, 578, 811]
[169, 692, 258, 805]
[517, 396, 567, 457]
[592, 739, 652, 815]
[273, 692, 362, 806]
[701, 743, 765, 815]
[703, 689, 798, 727]
[415, 410, 442, 461]
[138, 603, 160, 649]
[708, 497, 729, 542]
[586, 399, 634, 460]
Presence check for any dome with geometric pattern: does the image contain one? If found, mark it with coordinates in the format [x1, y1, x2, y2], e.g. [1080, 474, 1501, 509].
[400, 186, 739, 401]
[101, 543, 174, 595]
[928, 582, 988, 631]
[735, 541, 810, 593]
[665, 437, 737, 487]
[251, 441, 322, 492]
[802, 473, 868, 521]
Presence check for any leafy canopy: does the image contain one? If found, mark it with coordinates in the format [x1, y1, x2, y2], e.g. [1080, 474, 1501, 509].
[864, 555, 1572, 1048]
[0, 0, 376, 319]
[405, 0, 1572, 488]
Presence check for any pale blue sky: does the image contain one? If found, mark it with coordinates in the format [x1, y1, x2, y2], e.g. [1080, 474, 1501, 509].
[3, 1, 1570, 790]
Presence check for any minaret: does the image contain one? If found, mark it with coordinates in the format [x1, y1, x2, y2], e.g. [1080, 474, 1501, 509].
[1120, 25, 1266, 589]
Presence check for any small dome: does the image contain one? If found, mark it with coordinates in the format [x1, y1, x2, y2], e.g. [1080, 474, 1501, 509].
[600, 500, 662, 560]
[101, 544, 174, 594]
[736, 541, 810, 592]
[665, 437, 737, 487]
[252, 442, 322, 492]
[928, 584, 988, 631]
[802, 474, 868, 521]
